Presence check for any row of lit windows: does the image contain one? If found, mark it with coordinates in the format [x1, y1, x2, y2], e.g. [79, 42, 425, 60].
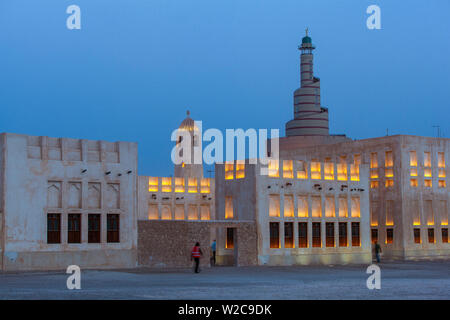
[268, 194, 361, 218]
[409, 178, 446, 188]
[147, 203, 211, 220]
[370, 179, 394, 188]
[148, 177, 211, 193]
[269, 222, 361, 248]
[370, 151, 393, 168]
[371, 228, 394, 244]
[409, 151, 445, 168]
[412, 228, 449, 244]
[47, 213, 119, 244]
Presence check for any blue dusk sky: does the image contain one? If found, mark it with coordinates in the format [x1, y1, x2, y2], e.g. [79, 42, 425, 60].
[1, 0, 449, 176]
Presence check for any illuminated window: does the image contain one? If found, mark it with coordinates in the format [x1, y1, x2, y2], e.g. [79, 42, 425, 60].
[296, 160, 308, 179]
[371, 229, 378, 244]
[410, 179, 418, 187]
[200, 205, 210, 220]
[424, 168, 432, 178]
[409, 151, 417, 167]
[326, 222, 335, 247]
[386, 228, 394, 244]
[225, 196, 233, 219]
[310, 160, 321, 180]
[371, 201, 379, 227]
[414, 228, 421, 244]
[175, 205, 184, 220]
[174, 177, 185, 193]
[148, 177, 158, 192]
[386, 200, 394, 226]
[424, 152, 431, 167]
[325, 196, 335, 218]
[312, 222, 321, 248]
[439, 180, 446, 188]
[350, 164, 359, 181]
[268, 160, 279, 178]
[337, 158, 347, 181]
[200, 178, 210, 193]
[353, 154, 361, 166]
[412, 200, 420, 225]
[439, 169, 446, 178]
[297, 196, 308, 217]
[370, 169, 379, 179]
[225, 163, 234, 180]
[236, 161, 245, 179]
[269, 222, 280, 248]
[351, 197, 360, 218]
[339, 197, 348, 218]
[161, 205, 172, 220]
[428, 228, 435, 243]
[161, 177, 172, 192]
[311, 196, 321, 218]
[284, 222, 294, 248]
[442, 228, 449, 243]
[371, 181, 379, 188]
[187, 178, 198, 193]
[440, 201, 448, 226]
[424, 179, 432, 188]
[148, 204, 159, 220]
[385, 179, 394, 188]
[385, 151, 393, 167]
[283, 160, 293, 179]
[339, 222, 348, 247]
[226, 228, 235, 249]
[425, 200, 434, 225]
[298, 222, 308, 248]
[188, 204, 198, 220]
[269, 194, 280, 217]
[410, 168, 418, 177]
[385, 168, 394, 178]
[284, 195, 294, 217]
[324, 159, 334, 180]
[370, 152, 378, 168]
[351, 222, 360, 247]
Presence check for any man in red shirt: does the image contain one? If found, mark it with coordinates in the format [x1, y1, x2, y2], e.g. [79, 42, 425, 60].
[191, 242, 203, 273]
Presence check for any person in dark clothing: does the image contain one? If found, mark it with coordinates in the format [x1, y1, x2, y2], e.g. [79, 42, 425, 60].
[374, 241, 382, 263]
[191, 242, 203, 273]
[211, 240, 216, 266]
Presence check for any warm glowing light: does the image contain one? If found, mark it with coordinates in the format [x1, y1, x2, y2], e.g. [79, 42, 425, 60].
[371, 222, 378, 227]
[188, 178, 198, 193]
[409, 151, 417, 167]
[236, 161, 245, 179]
[324, 161, 334, 180]
[370, 152, 378, 169]
[225, 196, 233, 219]
[424, 168, 432, 178]
[311, 161, 321, 180]
[174, 177, 185, 193]
[410, 179, 418, 187]
[337, 163, 347, 181]
[225, 163, 234, 180]
[188, 204, 198, 220]
[175, 205, 184, 220]
[385, 151, 393, 167]
[283, 160, 294, 179]
[385, 168, 394, 178]
[413, 221, 421, 226]
[439, 169, 446, 178]
[297, 196, 308, 217]
[424, 179, 432, 188]
[385, 179, 394, 187]
[161, 177, 172, 192]
[350, 164, 359, 181]
[424, 152, 431, 167]
[148, 177, 159, 192]
[410, 168, 418, 177]
[351, 197, 360, 218]
[438, 152, 445, 168]
[339, 197, 348, 217]
[370, 181, 379, 188]
[148, 204, 158, 220]
[438, 180, 446, 188]
[269, 194, 280, 217]
[296, 161, 308, 179]
[284, 195, 294, 217]
[311, 196, 321, 218]
[325, 196, 335, 217]
[200, 205, 210, 220]
[268, 160, 279, 178]
[161, 205, 172, 220]
[200, 178, 211, 193]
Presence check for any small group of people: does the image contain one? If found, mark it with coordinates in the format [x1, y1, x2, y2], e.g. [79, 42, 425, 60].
[190, 240, 216, 273]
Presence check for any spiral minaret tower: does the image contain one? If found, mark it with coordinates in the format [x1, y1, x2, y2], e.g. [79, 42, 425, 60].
[285, 29, 330, 137]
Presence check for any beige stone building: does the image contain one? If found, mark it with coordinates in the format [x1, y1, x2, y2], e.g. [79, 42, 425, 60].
[0, 133, 138, 271]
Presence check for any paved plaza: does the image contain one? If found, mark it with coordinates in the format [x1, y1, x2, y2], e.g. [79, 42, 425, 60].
[0, 261, 449, 299]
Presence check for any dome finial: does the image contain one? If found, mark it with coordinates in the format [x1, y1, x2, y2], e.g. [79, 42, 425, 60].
[186, 110, 190, 117]
[305, 27, 308, 37]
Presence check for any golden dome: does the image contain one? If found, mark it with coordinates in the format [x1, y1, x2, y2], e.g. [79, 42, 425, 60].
[178, 110, 199, 132]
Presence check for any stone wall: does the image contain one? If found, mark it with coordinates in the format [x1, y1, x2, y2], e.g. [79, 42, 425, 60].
[138, 220, 258, 268]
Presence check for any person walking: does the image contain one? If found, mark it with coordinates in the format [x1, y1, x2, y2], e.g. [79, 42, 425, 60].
[374, 241, 382, 263]
[211, 240, 216, 266]
[191, 242, 203, 273]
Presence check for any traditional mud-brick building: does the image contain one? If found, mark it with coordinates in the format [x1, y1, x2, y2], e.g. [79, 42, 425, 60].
[1, 32, 448, 271]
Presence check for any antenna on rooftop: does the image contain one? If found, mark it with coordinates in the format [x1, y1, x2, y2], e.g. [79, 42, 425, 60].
[432, 125, 441, 138]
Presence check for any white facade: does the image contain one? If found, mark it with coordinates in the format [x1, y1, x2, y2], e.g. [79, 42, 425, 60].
[0, 133, 138, 271]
